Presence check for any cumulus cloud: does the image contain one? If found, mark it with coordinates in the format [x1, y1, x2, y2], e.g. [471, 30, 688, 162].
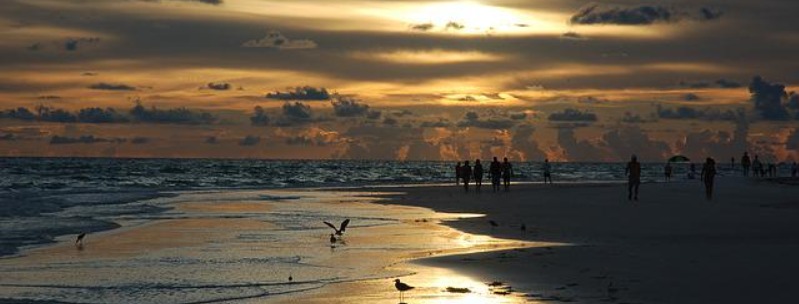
[331, 98, 370, 117]
[282, 102, 312, 120]
[0, 107, 36, 121]
[410, 23, 434, 31]
[557, 127, 607, 161]
[676, 120, 749, 161]
[266, 86, 331, 100]
[510, 124, 546, 161]
[77, 107, 128, 123]
[250, 106, 269, 126]
[748, 76, 790, 120]
[679, 79, 742, 89]
[600, 127, 672, 161]
[656, 105, 743, 121]
[457, 111, 516, 129]
[242, 31, 317, 50]
[88, 82, 136, 91]
[130, 102, 216, 124]
[445, 21, 465, 31]
[283, 128, 343, 146]
[206, 82, 230, 90]
[620, 112, 651, 123]
[570, 4, 722, 25]
[366, 110, 382, 120]
[548, 108, 598, 122]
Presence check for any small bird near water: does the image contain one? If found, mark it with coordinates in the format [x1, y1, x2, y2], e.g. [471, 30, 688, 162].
[329, 234, 337, 247]
[75, 232, 86, 246]
[394, 279, 415, 303]
[323, 219, 350, 236]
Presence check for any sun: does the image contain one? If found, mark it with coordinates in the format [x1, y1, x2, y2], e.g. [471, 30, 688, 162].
[404, 1, 525, 34]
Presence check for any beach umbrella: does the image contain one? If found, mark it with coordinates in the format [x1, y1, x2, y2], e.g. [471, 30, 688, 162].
[668, 155, 690, 162]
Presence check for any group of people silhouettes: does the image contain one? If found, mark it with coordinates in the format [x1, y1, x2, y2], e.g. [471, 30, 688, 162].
[635, 155, 719, 201]
[740, 152, 790, 178]
[455, 157, 513, 192]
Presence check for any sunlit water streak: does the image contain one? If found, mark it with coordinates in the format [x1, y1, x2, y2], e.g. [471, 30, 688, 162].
[0, 189, 544, 303]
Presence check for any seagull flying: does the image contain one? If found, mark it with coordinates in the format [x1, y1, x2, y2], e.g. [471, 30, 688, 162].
[323, 219, 350, 236]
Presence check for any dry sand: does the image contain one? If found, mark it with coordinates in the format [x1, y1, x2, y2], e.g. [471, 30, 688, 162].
[348, 176, 799, 303]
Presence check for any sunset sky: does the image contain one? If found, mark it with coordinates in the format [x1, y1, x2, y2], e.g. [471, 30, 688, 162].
[1, 0, 798, 161]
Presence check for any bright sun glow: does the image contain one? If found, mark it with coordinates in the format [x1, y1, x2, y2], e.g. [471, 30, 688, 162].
[401, 1, 532, 34]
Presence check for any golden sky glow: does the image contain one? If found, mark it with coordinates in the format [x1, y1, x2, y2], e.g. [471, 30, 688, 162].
[0, 0, 798, 161]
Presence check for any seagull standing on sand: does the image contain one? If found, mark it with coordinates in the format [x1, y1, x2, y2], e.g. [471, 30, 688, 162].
[323, 219, 350, 236]
[75, 232, 86, 246]
[394, 279, 414, 303]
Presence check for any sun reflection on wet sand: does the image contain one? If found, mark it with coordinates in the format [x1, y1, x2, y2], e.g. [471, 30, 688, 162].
[0, 189, 565, 303]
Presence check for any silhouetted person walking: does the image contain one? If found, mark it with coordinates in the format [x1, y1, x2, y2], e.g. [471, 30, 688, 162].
[502, 157, 513, 191]
[625, 155, 641, 201]
[455, 162, 462, 186]
[461, 160, 472, 192]
[543, 159, 553, 184]
[490, 157, 501, 192]
[752, 155, 762, 177]
[701, 157, 717, 200]
[741, 152, 751, 177]
[664, 162, 672, 182]
[473, 159, 484, 192]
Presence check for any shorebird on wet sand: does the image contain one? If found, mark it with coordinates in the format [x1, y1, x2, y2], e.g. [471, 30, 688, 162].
[75, 232, 86, 246]
[489, 220, 499, 231]
[329, 234, 337, 248]
[324, 219, 350, 236]
[288, 274, 293, 283]
[394, 279, 414, 303]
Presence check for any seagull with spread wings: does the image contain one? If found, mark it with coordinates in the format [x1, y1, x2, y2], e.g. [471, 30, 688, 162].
[323, 219, 350, 236]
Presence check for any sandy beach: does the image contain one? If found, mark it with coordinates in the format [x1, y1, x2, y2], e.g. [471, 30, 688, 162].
[2, 176, 799, 303]
[317, 176, 799, 304]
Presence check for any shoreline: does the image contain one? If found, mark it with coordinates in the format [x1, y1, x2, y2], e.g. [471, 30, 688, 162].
[3, 177, 799, 303]
[334, 176, 799, 303]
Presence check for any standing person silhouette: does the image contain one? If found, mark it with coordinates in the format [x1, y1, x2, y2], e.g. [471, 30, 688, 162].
[741, 152, 751, 177]
[752, 155, 762, 177]
[473, 159, 484, 192]
[701, 157, 717, 200]
[461, 160, 472, 192]
[730, 157, 735, 169]
[502, 157, 513, 191]
[489, 157, 501, 192]
[455, 162, 462, 186]
[664, 162, 673, 182]
[792, 162, 798, 178]
[543, 159, 553, 184]
[625, 155, 641, 201]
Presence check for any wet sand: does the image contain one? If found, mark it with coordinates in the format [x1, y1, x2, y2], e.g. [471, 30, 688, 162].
[336, 176, 799, 304]
[4, 176, 798, 303]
